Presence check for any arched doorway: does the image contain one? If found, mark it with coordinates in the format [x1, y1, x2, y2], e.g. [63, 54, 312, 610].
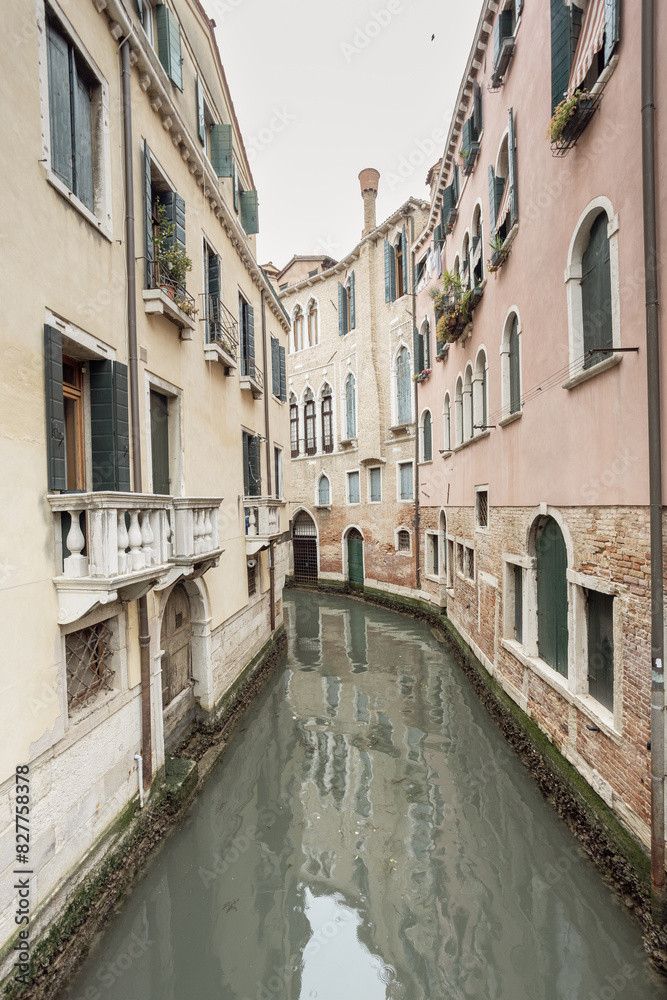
[535, 516, 568, 676]
[293, 511, 318, 583]
[160, 582, 193, 720]
[346, 527, 364, 587]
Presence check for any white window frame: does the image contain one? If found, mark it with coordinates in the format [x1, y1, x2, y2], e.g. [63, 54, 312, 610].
[367, 466, 382, 503]
[346, 468, 361, 506]
[499, 307, 522, 425]
[475, 485, 490, 531]
[315, 472, 332, 508]
[144, 372, 184, 496]
[395, 527, 412, 554]
[273, 445, 284, 500]
[424, 530, 440, 581]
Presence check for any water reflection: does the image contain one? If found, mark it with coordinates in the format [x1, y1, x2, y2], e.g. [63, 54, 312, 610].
[65, 592, 667, 1000]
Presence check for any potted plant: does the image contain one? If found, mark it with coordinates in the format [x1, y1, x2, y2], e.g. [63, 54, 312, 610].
[431, 270, 473, 347]
[546, 89, 597, 147]
[413, 368, 432, 383]
[487, 233, 511, 273]
[152, 200, 193, 300]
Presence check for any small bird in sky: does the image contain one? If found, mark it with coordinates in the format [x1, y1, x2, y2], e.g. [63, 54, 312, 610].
[431, 33, 435, 40]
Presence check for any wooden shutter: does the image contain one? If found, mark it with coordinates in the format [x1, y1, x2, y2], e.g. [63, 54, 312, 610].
[488, 166, 497, 236]
[279, 346, 286, 401]
[233, 161, 239, 212]
[161, 190, 186, 247]
[551, 0, 574, 113]
[509, 316, 521, 412]
[473, 80, 483, 134]
[536, 517, 569, 675]
[452, 164, 460, 204]
[207, 252, 220, 297]
[604, 0, 620, 65]
[143, 140, 154, 288]
[210, 123, 233, 177]
[72, 62, 94, 212]
[89, 360, 130, 492]
[338, 282, 346, 335]
[349, 271, 356, 329]
[196, 76, 206, 145]
[401, 226, 408, 294]
[44, 325, 67, 491]
[461, 117, 474, 156]
[46, 19, 73, 190]
[242, 432, 250, 495]
[441, 184, 453, 225]
[384, 239, 392, 302]
[271, 336, 280, 396]
[434, 223, 442, 251]
[582, 213, 613, 367]
[150, 390, 170, 495]
[508, 108, 518, 226]
[156, 4, 182, 90]
[245, 303, 255, 378]
[240, 190, 259, 235]
[249, 435, 261, 497]
[493, 10, 513, 71]
[423, 412, 432, 461]
[413, 327, 424, 374]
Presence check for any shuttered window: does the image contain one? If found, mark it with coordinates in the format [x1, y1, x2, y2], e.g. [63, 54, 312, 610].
[551, 0, 583, 113]
[305, 396, 316, 455]
[243, 432, 261, 497]
[443, 394, 451, 452]
[384, 239, 397, 302]
[514, 564, 523, 644]
[422, 411, 433, 462]
[349, 272, 356, 330]
[156, 3, 183, 90]
[240, 190, 259, 235]
[508, 108, 518, 227]
[318, 475, 331, 506]
[345, 375, 356, 439]
[399, 462, 413, 501]
[338, 282, 349, 336]
[271, 336, 280, 397]
[347, 471, 360, 505]
[322, 390, 333, 453]
[582, 212, 613, 368]
[46, 15, 94, 212]
[196, 76, 206, 144]
[239, 297, 255, 379]
[494, 8, 514, 72]
[290, 402, 299, 457]
[536, 516, 569, 676]
[279, 346, 286, 402]
[210, 123, 233, 177]
[45, 325, 67, 491]
[587, 590, 614, 711]
[509, 315, 521, 412]
[369, 467, 381, 503]
[396, 347, 411, 425]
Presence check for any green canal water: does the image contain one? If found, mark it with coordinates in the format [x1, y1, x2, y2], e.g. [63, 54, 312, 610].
[64, 592, 667, 1000]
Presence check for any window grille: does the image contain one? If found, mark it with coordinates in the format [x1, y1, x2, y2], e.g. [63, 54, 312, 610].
[476, 489, 489, 528]
[247, 562, 256, 596]
[397, 530, 410, 552]
[465, 546, 475, 580]
[66, 620, 114, 710]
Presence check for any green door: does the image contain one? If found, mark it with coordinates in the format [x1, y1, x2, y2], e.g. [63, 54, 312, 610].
[347, 529, 364, 586]
[150, 390, 170, 495]
[536, 516, 568, 675]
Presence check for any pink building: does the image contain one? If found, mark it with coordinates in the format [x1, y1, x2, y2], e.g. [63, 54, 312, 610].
[413, 0, 665, 874]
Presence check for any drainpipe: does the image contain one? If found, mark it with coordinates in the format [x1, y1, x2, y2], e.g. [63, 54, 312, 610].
[410, 214, 421, 593]
[642, 0, 665, 922]
[261, 289, 276, 632]
[121, 38, 152, 793]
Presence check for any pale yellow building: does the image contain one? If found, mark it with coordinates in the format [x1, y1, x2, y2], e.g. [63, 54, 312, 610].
[0, 0, 290, 972]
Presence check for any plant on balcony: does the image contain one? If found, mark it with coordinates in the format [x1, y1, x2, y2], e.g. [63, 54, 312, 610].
[152, 201, 193, 290]
[546, 89, 600, 152]
[431, 270, 472, 347]
[413, 368, 432, 383]
[487, 234, 512, 274]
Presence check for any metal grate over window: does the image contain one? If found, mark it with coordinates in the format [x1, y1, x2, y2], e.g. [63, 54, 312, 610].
[247, 562, 257, 596]
[66, 620, 114, 710]
[476, 489, 489, 528]
[397, 529, 410, 552]
[465, 546, 475, 580]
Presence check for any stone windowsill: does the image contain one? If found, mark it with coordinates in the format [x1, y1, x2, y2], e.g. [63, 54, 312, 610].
[143, 288, 196, 337]
[46, 170, 113, 243]
[339, 437, 358, 448]
[498, 410, 522, 428]
[389, 422, 415, 435]
[203, 341, 237, 370]
[501, 638, 621, 744]
[452, 429, 490, 453]
[314, 504, 332, 511]
[562, 353, 622, 390]
[439, 450, 452, 459]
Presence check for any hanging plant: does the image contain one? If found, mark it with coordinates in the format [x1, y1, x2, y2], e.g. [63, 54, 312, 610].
[431, 270, 472, 345]
[152, 199, 193, 288]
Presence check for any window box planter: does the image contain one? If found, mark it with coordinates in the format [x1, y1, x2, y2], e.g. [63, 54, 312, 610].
[549, 91, 602, 156]
[487, 243, 512, 274]
[469, 281, 485, 311]
[432, 270, 473, 347]
[413, 369, 432, 383]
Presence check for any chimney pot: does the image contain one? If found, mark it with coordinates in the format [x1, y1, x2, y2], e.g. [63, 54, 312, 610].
[359, 168, 380, 236]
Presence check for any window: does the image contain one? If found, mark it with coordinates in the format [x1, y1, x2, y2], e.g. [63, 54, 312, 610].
[345, 374, 356, 440]
[240, 189, 259, 236]
[271, 336, 286, 400]
[239, 294, 257, 380]
[397, 529, 411, 552]
[473, 350, 487, 433]
[143, 143, 188, 297]
[291, 306, 304, 353]
[476, 488, 489, 529]
[66, 619, 115, 711]
[139, 0, 155, 45]
[242, 431, 261, 497]
[587, 589, 614, 712]
[551, 0, 619, 113]
[501, 312, 522, 417]
[456, 542, 464, 575]
[304, 389, 316, 455]
[414, 319, 430, 374]
[472, 203, 484, 287]
[491, 3, 516, 87]
[582, 212, 613, 368]
[514, 564, 523, 643]
[155, 2, 183, 89]
[384, 228, 408, 302]
[465, 545, 475, 581]
[307, 300, 319, 347]
[321, 386, 334, 453]
[463, 366, 473, 440]
[399, 462, 413, 501]
[247, 561, 257, 597]
[536, 516, 568, 676]
[203, 243, 222, 345]
[347, 471, 360, 505]
[461, 232, 471, 289]
[338, 274, 356, 335]
[62, 357, 85, 490]
[427, 533, 439, 577]
[447, 538, 454, 586]
[274, 447, 283, 499]
[318, 474, 331, 506]
[421, 410, 433, 462]
[45, 11, 100, 216]
[369, 467, 382, 503]
[290, 395, 299, 457]
[455, 378, 464, 447]
[396, 347, 411, 425]
[443, 392, 452, 452]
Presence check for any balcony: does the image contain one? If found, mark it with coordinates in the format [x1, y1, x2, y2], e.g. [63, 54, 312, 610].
[489, 36, 515, 91]
[239, 359, 264, 399]
[201, 293, 239, 372]
[143, 262, 197, 338]
[244, 497, 282, 554]
[48, 493, 223, 624]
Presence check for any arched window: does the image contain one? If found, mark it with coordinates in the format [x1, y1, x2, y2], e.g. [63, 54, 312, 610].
[321, 384, 333, 453]
[535, 516, 569, 676]
[345, 374, 356, 440]
[455, 377, 463, 447]
[443, 392, 451, 451]
[472, 202, 483, 287]
[292, 306, 304, 353]
[307, 300, 319, 347]
[439, 509, 448, 583]
[473, 350, 487, 433]
[463, 366, 473, 440]
[395, 237, 404, 297]
[318, 474, 331, 506]
[501, 312, 522, 418]
[290, 394, 299, 457]
[421, 410, 433, 462]
[396, 346, 411, 424]
[582, 212, 612, 369]
[416, 318, 430, 373]
[304, 388, 316, 455]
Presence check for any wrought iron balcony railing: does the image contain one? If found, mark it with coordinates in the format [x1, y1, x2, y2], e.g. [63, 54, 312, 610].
[201, 293, 239, 358]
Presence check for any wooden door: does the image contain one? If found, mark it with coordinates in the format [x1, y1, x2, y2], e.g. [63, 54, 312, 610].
[161, 584, 191, 707]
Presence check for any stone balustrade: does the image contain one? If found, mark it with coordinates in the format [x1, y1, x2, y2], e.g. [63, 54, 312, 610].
[244, 497, 282, 552]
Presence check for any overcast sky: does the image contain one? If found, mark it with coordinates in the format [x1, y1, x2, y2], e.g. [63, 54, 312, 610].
[204, 0, 484, 269]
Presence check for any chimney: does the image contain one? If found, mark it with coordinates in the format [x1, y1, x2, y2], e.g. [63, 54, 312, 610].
[359, 168, 380, 237]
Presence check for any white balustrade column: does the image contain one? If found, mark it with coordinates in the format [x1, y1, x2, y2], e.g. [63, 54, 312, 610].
[63, 509, 88, 578]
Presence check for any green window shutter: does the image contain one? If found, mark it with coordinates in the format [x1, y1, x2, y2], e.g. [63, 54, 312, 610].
[423, 412, 432, 461]
[514, 564, 523, 642]
[72, 63, 94, 212]
[453, 165, 460, 204]
[384, 239, 392, 302]
[509, 316, 521, 413]
[136, 0, 144, 16]
[413, 327, 424, 375]
[46, 19, 73, 190]
[493, 11, 513, 71]
[604, 0, 620, 65]
[279, 345, 286, 401]
[582, 213, 613, 367]
[196, 76, 205, 145]
[424, 320, 430, 368]
[242, 432, 249, 495]
[474, 80, 483, 134]
[536, 516, 569, 675]
[434, 223, 442, 251]
[44, 325, 66, 491]
[89, 360, 130, 491]
[248, 435, 261, 497]
[156, 4, 182, 90]
[207, 253, 220, 297]
[233, 161, 239, 212]
[488, 165, 497, 236]
[349, 270, 356, 329]
[245, 303, 256, 378]
[461, 118, 473, 156]
[143, 140, 154, 288]
[338, 282, 346, 335]
[550, 0, 573, 113]
[240, 190, 259, 235]
[161, 191, 185, 247]
[271, 336, 280, 396]
[401, 226, 408, 294]
[508, 107, 518, 226]
[441, 184, 453, 225]
[210, 123, 233, 177]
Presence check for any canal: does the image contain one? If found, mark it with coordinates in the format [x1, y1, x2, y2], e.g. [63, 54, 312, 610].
[66, 592, 667, 1000]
